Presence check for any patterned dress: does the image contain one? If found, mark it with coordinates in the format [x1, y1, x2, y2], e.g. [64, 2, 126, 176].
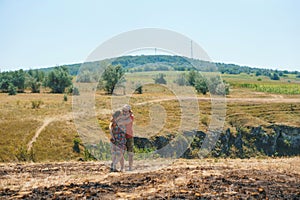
[111, 121, 126, 151]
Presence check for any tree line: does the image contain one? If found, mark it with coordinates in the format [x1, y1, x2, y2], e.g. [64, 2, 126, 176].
[98, 65, 229, 96]
[2, 54, 298, 95]
[0, 66, 73, 95]
[21, 55, 298, 79]
[0, 64, 230, 96]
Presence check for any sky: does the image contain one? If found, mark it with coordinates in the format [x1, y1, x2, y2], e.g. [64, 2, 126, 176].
[0, 0, 299, 71]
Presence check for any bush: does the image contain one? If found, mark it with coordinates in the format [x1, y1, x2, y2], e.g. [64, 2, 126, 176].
[188, 70, 199, 86]
[15, 145, 35, 161]
[153, 73, 167, 84]
[175, 73, 189, 86]
[83, 148, 96, 161]
[31, 100, 43, 109]
[8, 84, 17, 95]
[135, 82, 143, 94]
[270, 73, 280, 80]
[201, 116, 209, 126]
[63, 94, 68, 101]
[215, 83, 230, 95]
[194, 78, 208, 95]
[73, 137, 81, 153]
[73, 87, 80, 95]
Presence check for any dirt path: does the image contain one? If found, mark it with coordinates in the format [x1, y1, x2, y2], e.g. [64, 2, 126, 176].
[27, 114, 74, 152]
[27, 118, 54, 151]
[135, 96, 300, 106]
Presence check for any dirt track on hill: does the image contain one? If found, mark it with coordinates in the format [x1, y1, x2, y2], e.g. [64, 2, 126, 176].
[0, 158, 299, 199]
[27, 114, 74, 152]
[136, 96, 300, 106]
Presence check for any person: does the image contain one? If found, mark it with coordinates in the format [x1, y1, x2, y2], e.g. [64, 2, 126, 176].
[109, 110, 126, 172]
[122, 104, 134, 171]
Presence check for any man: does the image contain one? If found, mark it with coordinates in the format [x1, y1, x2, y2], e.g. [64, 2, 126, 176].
[122, 104, 134, 171]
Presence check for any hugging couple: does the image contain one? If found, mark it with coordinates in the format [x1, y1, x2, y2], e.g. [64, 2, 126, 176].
[109, 104, 134, 172]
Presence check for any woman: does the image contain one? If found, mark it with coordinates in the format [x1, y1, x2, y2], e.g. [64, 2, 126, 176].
[109, 110, 126, 172]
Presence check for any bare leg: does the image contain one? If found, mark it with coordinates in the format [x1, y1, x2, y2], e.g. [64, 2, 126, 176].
[111, 144, 116, 171]
[120, 150, 125, 172]
[128, 152, 134, 171]
[112, 148, 121, 171]
[112, 152, 119, 171]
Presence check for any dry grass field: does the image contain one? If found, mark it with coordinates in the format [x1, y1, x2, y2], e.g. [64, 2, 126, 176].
[0, 93, 79, 162]
[0, 71, 300, 199]
[0, 71, 300, 162]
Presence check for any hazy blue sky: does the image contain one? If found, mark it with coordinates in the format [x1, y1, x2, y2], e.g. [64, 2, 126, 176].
[0, 0, 299, 71]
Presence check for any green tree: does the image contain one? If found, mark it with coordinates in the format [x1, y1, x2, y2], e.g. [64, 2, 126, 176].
[194, 77, 208, 95]
[8, 83, 17, 95]
[271, 73, 280, 80]
[100, 64, 125, 94]
[28, 69, 45, 82]
[25, 75, 41, 93]
[187, 70, 199, 86]
[255, 71, 262, 76]
[0, 70, 25, 93]
[12, 70, 25, 92]
[44, 66, 72, 93]
[26, 69, 44, 93]
[0, 72, 13, 92]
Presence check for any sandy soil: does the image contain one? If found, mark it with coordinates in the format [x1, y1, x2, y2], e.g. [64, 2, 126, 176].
[0, 158, 299, 199]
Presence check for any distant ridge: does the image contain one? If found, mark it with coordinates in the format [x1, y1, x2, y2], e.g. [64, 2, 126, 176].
[34, 55, 298, 76]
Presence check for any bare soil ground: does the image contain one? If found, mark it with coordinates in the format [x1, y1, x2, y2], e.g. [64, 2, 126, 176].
[0, 158, 299, 199]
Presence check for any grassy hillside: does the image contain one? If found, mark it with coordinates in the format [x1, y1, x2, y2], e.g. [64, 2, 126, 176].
[35, 55, 300, 76]
[0, 93, 81, 162]
[0, 70, 299, 161]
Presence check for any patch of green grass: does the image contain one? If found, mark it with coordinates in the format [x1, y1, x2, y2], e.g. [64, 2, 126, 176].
[231, 82, 300, 95]
[221, 73, 300, 95]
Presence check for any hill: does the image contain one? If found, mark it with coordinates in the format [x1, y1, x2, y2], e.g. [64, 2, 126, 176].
[35, 55, 299, 76]
[0, 56, 300, 162]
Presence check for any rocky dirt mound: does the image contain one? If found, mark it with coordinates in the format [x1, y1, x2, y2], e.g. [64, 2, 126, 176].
[0, 158, 299, 199]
